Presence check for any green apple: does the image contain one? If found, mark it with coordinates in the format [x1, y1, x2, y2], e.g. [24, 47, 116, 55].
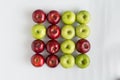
[32, 24, 46, 39]
[62, 11, 75, 24]
[76, 24, 90, 38]
[61, 25, 75, 39]
[75, 54, 90, 69]
[76, 10, 91, 24]
[61, 40, 75, 54]
[60, 54, 75, 68]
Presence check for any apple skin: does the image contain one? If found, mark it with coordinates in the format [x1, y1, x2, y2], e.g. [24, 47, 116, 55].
[61, 25, 75, 39]
[46, 40, 60, 54]
[75, 54, 90, 69]
[47, 25, 60, 39]
[32, 39, 45, 53]
[32, 9, 46, 23]
[47, 10, 61, 24]
[31, 54, 44, 67]
[32, 24, 46, 39]
[76, 39, 90, 53]
[62, 11, 75, 24]
[60, 54, 75, 68]
[46, 55, 59, 68]
[61, 40, 75, 54]
[76, 10, 91, 24]
[76, 24, 90, 38]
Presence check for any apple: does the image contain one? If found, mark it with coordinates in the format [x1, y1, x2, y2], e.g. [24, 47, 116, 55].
[47, 25, 60, 39]
[61, 25, 75, 39]
[32, 9, 46, 23]
[46, 40, 60, 54]
[61, 40, 75, 54]
[46, 55, 59, 68]
[75, 54, 90, 69]
[32, 24, 46, 39]
[31, 39, 45, 53]
[31, 54, 44, 67]
[47, 10, 61, 24]
[60, 54, 75, 68]
[76, 39, 90, 53]
[62, 11, 75, 24]
[76, 24, 90, 38]
[76, 10, 91, 24]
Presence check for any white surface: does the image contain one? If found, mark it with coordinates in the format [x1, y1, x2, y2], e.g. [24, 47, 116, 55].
[0, 0, 120, 80]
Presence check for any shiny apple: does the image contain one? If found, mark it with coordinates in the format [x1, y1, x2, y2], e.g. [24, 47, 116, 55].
[47, 25, 60, 39]
[47, 10, 61, 24]
[32, 9, 46, 23]
[31, 39, 45, 53]
[76, 39, 90, 53]
[31, 54, 44, 67]
[46, 40, 60, 54]
[46, 55, 59, 68]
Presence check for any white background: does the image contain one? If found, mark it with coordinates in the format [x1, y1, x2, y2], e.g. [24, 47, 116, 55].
[0, 0, 120, 80]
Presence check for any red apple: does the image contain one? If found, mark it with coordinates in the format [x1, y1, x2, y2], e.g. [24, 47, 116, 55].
[46, 55, 59, 68]
[76, 39, 90, 53]
[32, 39, 45, 53]
[47, 25, 60, 39]
[46, 40, 60, 54]
[31, 54, 44, 67]
[47, 10, 61, 24]
[32, 9, 46, 23]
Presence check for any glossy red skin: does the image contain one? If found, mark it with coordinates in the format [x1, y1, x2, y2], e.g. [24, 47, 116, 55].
[47, 25, 61, 39]
[46, 55, 59, 68]
[31, 54, 44, 67]
[76, 39, 90, 53]
[46, 40, 60, 54]
[47, 10, 61, 24]
[32, 9, 46, 23]
[32, 39, 45, 53]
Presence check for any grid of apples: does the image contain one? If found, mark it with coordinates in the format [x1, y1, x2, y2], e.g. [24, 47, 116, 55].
[31, 9, 91, 69]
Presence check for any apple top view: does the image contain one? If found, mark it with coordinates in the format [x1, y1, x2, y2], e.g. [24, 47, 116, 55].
[31, 9, 91, 69]
[1, 0, 120, 80]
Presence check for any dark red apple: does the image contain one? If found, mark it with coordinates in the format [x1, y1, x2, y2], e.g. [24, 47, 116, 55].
[47, 10, 61, 24]
[47, 25, 60, 39]
[46, 55, 59, 68]
[32, 39, 45, 53]
[76, 39, 90, 53]
[32, 9, 46, 23]
[31, 54, 44, 67]
[46, 40, 60, 54]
